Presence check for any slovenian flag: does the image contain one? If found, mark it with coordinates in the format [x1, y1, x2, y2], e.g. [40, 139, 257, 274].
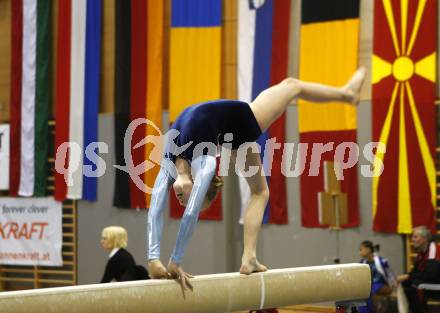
[9, 0, 51, 197]
[54, 0, 102, 201]
[237, 0, 289, 224]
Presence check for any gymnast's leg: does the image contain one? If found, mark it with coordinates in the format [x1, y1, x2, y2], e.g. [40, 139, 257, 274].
[232, 150, 269, 274]
[249, 67, 366, 132]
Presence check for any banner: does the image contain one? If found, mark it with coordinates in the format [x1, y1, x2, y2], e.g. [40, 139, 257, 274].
[0, 197, 62, 266]
[0, 125, 9, 190]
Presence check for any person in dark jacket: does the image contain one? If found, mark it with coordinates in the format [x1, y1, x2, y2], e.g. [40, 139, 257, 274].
[397, 226, 440, 313]
[100, 226, 149, 283]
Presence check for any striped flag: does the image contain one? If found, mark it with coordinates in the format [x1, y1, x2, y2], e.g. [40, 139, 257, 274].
[113, 0, 165, 209]
[9, 0, 51, 197]
[54, 0, 102, 201]
[237, 0, 289, 224]
[168, 0, 222, 121]
[298, 0, 360, 228]
[168, 0, 223, 221]
[372, 0, 437, 233]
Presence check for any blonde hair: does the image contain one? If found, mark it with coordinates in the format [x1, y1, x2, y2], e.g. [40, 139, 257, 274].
[205, 175, 224, 205]
[101, 226, 128, 249]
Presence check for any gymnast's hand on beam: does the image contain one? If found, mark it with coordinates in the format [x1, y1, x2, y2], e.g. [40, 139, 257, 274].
[167, 260, 194, 291]
[147, 259, 169, 279]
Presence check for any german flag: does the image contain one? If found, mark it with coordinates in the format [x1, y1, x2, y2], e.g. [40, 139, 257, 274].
[113, 0, 165, 209]
[298, 0, 360, 228]
[372, 0, 437, 234]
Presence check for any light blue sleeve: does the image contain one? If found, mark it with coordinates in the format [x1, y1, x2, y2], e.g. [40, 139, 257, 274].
[147, 159, 177, 260]
[170, 155, 217, 264]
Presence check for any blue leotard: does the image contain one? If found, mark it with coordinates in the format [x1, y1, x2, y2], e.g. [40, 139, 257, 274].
[147, 100, 261, 264]
[165, 99, 262, 162]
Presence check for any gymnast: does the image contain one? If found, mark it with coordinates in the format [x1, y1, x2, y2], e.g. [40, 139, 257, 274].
[146, 67, 366, 290]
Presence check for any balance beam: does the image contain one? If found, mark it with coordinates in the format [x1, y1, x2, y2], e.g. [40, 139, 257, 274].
[0, 264, 371, 313]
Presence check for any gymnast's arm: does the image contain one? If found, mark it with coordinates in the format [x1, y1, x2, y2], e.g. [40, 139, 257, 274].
[167, 155, 216, 288]
[146, 159, 176, 278]
[170, 154, 216, 264]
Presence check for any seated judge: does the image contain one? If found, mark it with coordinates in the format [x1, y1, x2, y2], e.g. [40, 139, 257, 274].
[397, 226, 440, 313]
[100, 226, 149, 283]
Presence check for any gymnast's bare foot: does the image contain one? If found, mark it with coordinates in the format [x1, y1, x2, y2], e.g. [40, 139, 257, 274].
[240, 257, 268, 275]
[344, 67, 366, 105]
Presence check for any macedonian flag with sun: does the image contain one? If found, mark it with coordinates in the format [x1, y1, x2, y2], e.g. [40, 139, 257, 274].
[372, 0, 437, 234]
